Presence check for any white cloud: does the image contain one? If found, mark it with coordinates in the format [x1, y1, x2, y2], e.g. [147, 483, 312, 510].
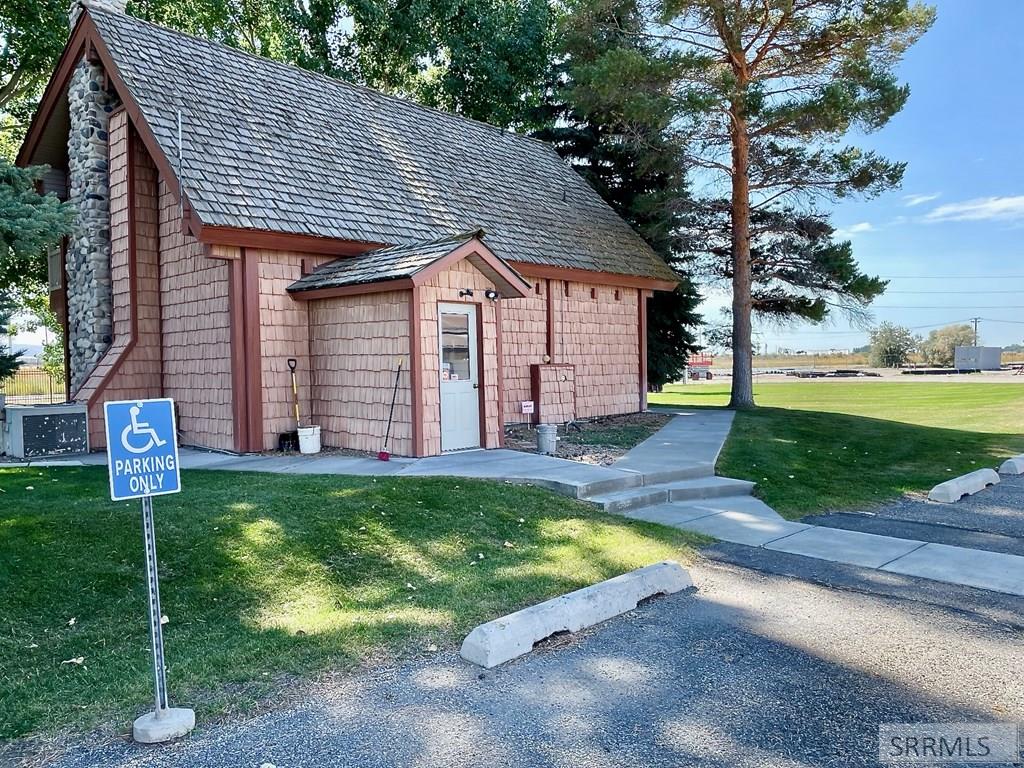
[834, 222, 873, 239]
[902, 192, 940, 207]
[924, 195, 1024, 223]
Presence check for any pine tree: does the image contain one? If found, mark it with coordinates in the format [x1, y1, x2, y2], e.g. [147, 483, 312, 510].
[533, 0, 700, 389]
[690, 201, 887, 331]
[0, 293, 21, 380]
[0, 157, 72, 297]
[648, 0, 934, 406]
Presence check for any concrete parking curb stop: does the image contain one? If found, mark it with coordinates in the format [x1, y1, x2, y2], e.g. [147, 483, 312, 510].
[459, 561, 692, 668]
[999, 455, 1024, 476]
[927, 468, 1000, 503]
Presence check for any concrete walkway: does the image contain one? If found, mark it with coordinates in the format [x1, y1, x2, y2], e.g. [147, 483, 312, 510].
[6, 408, 739, 501]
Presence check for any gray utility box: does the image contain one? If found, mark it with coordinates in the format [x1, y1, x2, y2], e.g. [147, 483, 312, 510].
[954, 346, 1002, 371]
[2, 403, 89, 459]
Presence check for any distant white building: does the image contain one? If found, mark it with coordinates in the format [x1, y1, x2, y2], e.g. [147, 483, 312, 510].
[954, 346, 1002, 371]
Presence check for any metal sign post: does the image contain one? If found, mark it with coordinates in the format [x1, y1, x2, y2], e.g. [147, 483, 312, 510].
[104, 398, 194, 744]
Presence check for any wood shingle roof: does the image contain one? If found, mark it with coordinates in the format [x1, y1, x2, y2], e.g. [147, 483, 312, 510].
[86, 7, 679, 283]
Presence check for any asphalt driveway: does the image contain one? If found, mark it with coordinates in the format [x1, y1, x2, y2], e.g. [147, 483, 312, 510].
[33, 553, 1024, 768]
[807, 474, 1024, 553]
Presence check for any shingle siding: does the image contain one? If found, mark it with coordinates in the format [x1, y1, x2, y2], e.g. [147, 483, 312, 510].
[501, 277, 641, 425]
[309, 291, 413, 455]
[158, 180, 233, 450]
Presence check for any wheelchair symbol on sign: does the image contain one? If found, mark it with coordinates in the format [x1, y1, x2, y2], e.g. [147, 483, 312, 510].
[121, 404, 168, 454]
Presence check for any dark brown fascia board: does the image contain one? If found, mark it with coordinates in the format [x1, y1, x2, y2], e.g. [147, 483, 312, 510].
[17, 30, 86, 167]
[289, 239, 531, 301]
[508, 262, 678, 292]
[288, 278, 415, 301]
[411, 240, 531, 297]
[195, 224, 386, 257]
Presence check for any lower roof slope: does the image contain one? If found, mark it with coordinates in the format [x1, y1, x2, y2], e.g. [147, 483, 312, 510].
[288, 230, 530, 296]
[82, 7, 678, 284]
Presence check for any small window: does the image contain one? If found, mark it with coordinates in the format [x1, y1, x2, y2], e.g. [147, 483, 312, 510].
[535, 282, 542, 295]
[440, 313, 471, 381]
[563, 281, 570, 297]
[590, 287, 596, 299]
[614, 289, 620, 301]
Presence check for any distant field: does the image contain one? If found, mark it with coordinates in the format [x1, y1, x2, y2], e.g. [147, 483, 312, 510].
[714, 354, 870, 369]
[650, 381, 1024, 517]
[712, 352, 1024, 369]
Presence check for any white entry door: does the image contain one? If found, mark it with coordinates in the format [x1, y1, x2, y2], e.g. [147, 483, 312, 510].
[438, 303, 481, 452]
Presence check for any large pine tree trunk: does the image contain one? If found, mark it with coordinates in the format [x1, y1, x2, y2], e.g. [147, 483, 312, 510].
[729, 116, 755, 409]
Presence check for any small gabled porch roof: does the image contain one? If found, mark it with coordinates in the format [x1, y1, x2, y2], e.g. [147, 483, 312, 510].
[287, 231, 532, 300]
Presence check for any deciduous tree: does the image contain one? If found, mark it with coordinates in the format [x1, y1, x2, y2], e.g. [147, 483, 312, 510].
[869, 322, 917, 368]
[920, 323, 975, 367]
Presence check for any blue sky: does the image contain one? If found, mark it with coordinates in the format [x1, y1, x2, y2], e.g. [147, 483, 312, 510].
[704, 0, 1024, 352]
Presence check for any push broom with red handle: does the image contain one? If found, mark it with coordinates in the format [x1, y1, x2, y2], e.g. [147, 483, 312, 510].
[379, 357, 403, 461]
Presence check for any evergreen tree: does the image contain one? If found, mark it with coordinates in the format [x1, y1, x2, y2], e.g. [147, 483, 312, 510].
[533, 0, 700, 389]
[0, 293, 21, 380]
[646, 0, 934, 406]
[0, 158, 72, 297]
[690, 201, 887, 330]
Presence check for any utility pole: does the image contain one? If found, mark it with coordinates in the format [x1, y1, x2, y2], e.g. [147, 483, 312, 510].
[970, 317, 982, 346]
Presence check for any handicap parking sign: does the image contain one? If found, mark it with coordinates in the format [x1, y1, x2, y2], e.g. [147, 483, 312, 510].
[104, 398, 181, 501]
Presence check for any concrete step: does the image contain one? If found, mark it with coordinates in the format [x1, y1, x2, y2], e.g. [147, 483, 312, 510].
[667, 494, 781, 520]
[666, 476, 756, 503]
[509, 472, 642, 500]
[636, 463, 715, 486]
[586, 476, 756, 514]
[586, 484, 672, 514]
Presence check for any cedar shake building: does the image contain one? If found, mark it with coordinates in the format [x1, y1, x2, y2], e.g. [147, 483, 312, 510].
[20, 0, 680, 457]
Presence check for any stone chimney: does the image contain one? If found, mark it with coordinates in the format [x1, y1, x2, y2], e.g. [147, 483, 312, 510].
[65, 0, 126, 392]
[69, 0, 127, 28]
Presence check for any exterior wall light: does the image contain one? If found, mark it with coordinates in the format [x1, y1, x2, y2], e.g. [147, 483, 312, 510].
[484, 289, 499, 301]
[458, 288, 474, 298]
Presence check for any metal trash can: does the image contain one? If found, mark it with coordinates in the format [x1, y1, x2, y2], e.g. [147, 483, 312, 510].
[536, 423, 558, 455]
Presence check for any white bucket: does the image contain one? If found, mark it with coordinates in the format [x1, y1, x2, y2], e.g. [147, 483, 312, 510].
[536, 424, 558, 455]
[297, 425, 321, 454]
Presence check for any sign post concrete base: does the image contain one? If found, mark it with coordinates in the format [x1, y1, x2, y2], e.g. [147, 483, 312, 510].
[133, 707, 196, 744]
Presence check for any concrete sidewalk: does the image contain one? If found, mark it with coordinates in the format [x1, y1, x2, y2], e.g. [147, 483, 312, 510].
[624, 484, 1024, 598]
[6, 408, 737, 500]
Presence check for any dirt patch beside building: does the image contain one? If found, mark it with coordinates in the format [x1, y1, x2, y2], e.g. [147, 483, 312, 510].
[505, 412, 671, 465]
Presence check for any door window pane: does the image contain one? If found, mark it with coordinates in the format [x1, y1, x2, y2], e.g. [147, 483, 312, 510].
[441, 313, 471, 381]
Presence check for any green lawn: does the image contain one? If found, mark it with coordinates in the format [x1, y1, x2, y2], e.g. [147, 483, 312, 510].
[0, 468, 701, 740]
[651, 381, 1024, 518]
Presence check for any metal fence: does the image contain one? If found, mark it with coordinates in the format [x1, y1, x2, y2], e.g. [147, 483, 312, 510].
[0, 368, 65, 405]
